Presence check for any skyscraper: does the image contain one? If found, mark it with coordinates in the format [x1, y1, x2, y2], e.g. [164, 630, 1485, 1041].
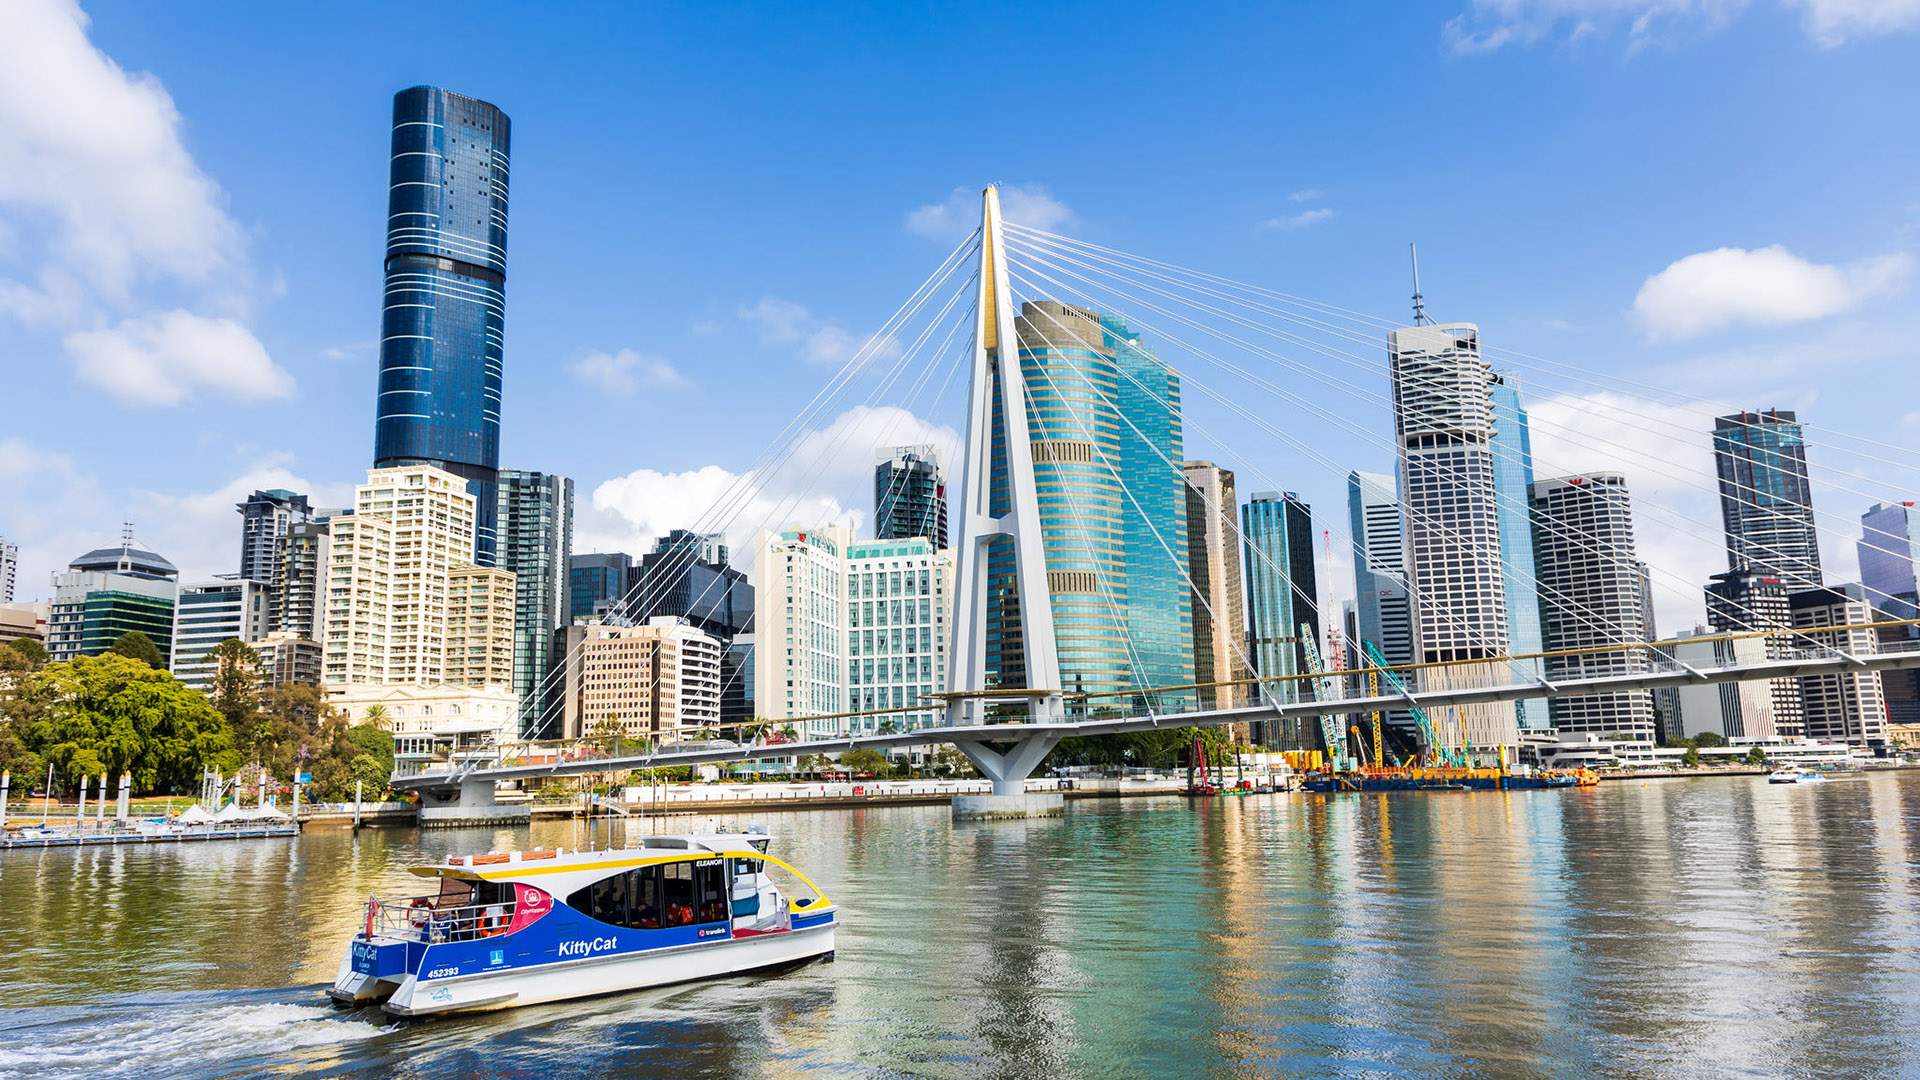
[1488, 373, 1547, 728]
[1859, 501, 1920, 724]
[0, 535, 17, 603]
[1529, 474, 1655, 741]
[1241, 491, 1298, 699]
[874, 445, 948, 547]
[235, 489, 311, 584]
[987, 300, 1193, 715]
[322, 464, 513, 690]
[496, 469, 573, 731]
[1388, 320, 1516, 753]
[1712, 410, 1821, 590]
[1348, 471, 1413, 732]
[372, 86, 512, 566]
[1183, 462, 1249, 713]
[629, 531, 753, 641]
[1789, 584, 1887, 749]
[568, 552, 632, 622]
[272, 519, 332, 639]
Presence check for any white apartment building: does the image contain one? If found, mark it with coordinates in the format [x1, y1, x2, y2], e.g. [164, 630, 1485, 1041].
[169, 578, 272, 693]
[323, 464, 514, 690]
[754, 527, 953, 739]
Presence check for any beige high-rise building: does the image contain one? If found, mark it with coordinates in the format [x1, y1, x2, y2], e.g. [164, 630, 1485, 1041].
[323, 464, 515, 691]
[1182, 461, 1250, 719]
[559, 616, 723, 741]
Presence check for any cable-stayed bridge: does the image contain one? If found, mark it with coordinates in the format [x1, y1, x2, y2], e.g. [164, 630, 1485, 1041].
[398, 187, 1920, 822]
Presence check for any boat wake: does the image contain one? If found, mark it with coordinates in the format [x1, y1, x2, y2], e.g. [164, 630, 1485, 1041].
[0, 989, 395, 1080]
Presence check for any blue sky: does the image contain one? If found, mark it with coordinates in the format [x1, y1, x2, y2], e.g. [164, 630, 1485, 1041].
[2, 0, 1917, 631]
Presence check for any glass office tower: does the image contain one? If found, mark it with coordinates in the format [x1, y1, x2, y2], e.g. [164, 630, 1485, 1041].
[497, 470, 573, 732]
[1488, 374, 1546, 728]
[1712, 409, 1821, 590]
[372, 86, 511, 565]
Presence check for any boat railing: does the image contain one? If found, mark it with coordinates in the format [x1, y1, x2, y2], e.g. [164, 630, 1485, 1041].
[365, 894, 517, 943]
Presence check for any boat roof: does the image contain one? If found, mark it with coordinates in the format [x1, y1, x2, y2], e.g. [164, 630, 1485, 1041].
[416, 831, 774, 881]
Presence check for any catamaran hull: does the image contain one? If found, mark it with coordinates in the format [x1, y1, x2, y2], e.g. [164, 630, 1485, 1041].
[372, 921, 836, 1017]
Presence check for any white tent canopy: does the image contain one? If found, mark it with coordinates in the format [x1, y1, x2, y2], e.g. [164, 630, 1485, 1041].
[173, 804, 214, 824]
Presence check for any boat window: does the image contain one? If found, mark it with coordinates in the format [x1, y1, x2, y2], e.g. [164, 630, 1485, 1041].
[695, 859, 728, 924]
[584, 871, 630, 927]
[435, 877, 476, 908]
[630, 866, 662, 929]
[661, 861, 697, 927]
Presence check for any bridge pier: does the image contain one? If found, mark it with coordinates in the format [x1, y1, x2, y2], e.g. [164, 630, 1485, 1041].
[952, 733, 1065, 820]
[416, 777, 530, 828]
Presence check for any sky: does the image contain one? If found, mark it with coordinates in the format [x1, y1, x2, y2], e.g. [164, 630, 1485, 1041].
[1, 0, 1917, 635]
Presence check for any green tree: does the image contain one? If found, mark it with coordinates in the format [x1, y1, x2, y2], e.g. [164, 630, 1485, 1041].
[779, 724, 798, 743]
[18, 654, 236, 792]
[840, 747, 890, 775]
[344, 723, 396, 776]
[1682, 746, 1702, 768]
[207, 639, 265, 759]
[6, 638, 47, 668]
[876, 719, 900, 736]
[107, 631, 164, 668]
[1745, 746, 1768, 766]
[1693, 731, 1725, 749]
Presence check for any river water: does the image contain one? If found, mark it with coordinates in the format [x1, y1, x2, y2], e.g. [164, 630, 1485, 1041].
[2, 772, 1917, 1079]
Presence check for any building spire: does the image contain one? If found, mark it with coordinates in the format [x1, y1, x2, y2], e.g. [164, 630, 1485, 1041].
[1409, 242, 1430, 325]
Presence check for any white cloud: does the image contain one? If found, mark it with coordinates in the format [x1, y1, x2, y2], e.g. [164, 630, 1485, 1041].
[1788, 0, 1920, 43]
[1443, 0, 1917, 51]
[0, 0, 247, 306]
[63, 309, 292, 406]
[1288, 189, 1325, 203]
[126, 459, 353, 584]
[1632, 245, 1910, 339]
[568, 348, 689, 397]
[1260, 208, 1335, 232]
[583, 405, 960, 568]
[904, 184, 1076, 241]
[738, 297, 899, 367]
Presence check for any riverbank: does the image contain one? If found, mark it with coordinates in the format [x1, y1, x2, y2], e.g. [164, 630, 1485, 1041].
[528, 776, 1199, 818]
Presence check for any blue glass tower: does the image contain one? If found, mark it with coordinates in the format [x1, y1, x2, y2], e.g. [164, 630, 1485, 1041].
[1240, 493, 1297, 699]
[373, 86, 511, 564]
[1712, 409, 1822, 590]
[1488, 374, 1546, 728]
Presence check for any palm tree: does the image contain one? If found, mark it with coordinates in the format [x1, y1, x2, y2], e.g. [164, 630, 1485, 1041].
[362, 704, 390, 729]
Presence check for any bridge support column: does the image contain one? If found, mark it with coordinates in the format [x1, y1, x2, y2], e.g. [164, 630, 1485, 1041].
[416, 777, 530, 829]
[952, 734, 1065, 820]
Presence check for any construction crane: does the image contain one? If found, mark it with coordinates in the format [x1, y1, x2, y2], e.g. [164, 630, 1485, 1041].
[1362, 640, 1466, 768]
[1299, 623, 1350, 772]
[1368, 667, 1387, 769]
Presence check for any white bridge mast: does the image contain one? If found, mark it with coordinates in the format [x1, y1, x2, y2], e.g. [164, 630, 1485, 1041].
[946, 185, 1062, 728]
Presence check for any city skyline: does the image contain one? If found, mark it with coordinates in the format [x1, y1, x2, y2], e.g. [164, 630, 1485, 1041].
[2, 3, 1918, 645]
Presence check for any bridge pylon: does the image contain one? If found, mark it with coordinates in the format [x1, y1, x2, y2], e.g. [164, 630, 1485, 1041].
[947, 185, 1063, 737]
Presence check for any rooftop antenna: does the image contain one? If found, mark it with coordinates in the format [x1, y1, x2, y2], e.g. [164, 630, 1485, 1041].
[120, 521, 136, 549]
[1409, 242, 1430, 325]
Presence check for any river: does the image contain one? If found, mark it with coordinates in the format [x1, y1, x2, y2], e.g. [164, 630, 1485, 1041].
[2, 772, 1917, 1079]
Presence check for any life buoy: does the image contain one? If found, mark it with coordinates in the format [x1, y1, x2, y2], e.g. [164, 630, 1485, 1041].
[479, 905, 508, 937]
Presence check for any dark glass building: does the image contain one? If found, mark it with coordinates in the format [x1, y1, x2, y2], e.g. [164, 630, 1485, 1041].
[628, 533, 753, 640]
[568, 552, 632, 622]
[236, 488, 310, 584]
[372, 86, 511, 564]
[1712, 409, 1821, 591]
[874, 446, 948, 547]
[497, 470, 573, 732]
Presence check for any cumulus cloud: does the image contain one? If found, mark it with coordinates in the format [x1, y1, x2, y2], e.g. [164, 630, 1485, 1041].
[905, 184, 1076, 241]
[738, 297, 899, 367]
[63, 310, 292, 406]
[582, 405, 960, 569]
[1443, 0, 1917, 51]
[127, 458, 354, 583]
[0, 1, 281, 406]
[1632, 245, 1910, 339]
[568, 348, 689, 396]
[1261, 208, 1335, 231]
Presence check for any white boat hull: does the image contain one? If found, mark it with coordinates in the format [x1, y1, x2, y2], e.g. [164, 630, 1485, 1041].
[376, 921, 836, 1017]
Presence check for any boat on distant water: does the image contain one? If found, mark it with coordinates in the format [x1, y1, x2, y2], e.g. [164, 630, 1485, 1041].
[329, 828, 837, 1017]
[1768, 769, 1829, 784]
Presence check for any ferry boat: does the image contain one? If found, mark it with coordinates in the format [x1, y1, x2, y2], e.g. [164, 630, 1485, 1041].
[1768, 768, 1828, 784]
[329, 829, 837, 1017]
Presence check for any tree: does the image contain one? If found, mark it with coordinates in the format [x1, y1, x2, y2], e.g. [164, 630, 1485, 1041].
[840, 748, 890, 775]
[17, 654, 236, 792]
[876, 719, 900, 736]
[1693, 731, 1725, 749]
[1682, 746, 1702, 768]
[929, 745, 975, 778]
[108, 631, 164, 668]
[361, 704, 390, 728]
[1745, 746, 1768, 766]
[208, 639, 264, 759]
[779, 724, 798, 743]
[6, 638, 47, 668]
